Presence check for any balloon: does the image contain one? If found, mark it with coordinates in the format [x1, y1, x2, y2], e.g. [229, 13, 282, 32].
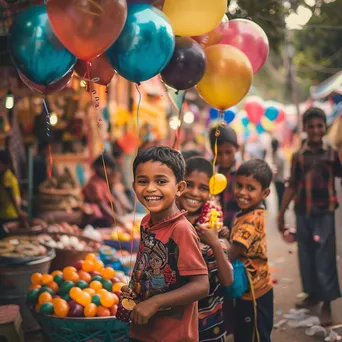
[74, 54, 115, 86]
[209, 173, 228, 195]
[192, 15, 229, 49]
[161, 37, 206, 90]
[260, 116, 276, 131]
[241, 116, 250, 128]
[276, 109, 285, 123]
[264, 106, 279, 121]
[8, 5, 76, 86]
[106, 4, 175, 83]
[163, 0, 227, 36]
[47, 0, 127, 61]
[244, 97, 265, 124]
[19, 69, 73, 94]
[256, 123, 266, 135]
[221, 19, 269, 73]
[196, 45, 253, 110]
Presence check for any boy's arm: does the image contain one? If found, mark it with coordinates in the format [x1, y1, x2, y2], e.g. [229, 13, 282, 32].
[131, 274, 208, 325]
[228, 242, 247, 262]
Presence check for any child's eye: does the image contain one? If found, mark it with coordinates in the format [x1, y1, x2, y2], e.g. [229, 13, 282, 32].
[137, 180, 147, 184]
[157, 179, 167, 185]
[247, 186, 255, 191]
[236, 183, 242, 189]
[200, 186, 209, 192]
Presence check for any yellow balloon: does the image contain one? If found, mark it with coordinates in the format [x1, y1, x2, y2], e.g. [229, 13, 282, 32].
[197, 45, 253, 110]
[209, 173, 228, 195]
[163, 0, 227, 36]
[260, 116, 276, 131]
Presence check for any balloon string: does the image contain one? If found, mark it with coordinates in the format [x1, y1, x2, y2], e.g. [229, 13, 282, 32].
[42, 98, 53, 178]
[130, 83, 142, 277]
[172, 106, 184, 151]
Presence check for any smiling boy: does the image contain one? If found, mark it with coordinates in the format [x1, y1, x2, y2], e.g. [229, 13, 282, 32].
[228, 159, 274, 342]
[122, 146, 209, 342]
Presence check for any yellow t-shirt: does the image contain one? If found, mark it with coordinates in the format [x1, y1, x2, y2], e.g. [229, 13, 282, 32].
[230, 208, 273, 300]
[0, 169, 20, 220]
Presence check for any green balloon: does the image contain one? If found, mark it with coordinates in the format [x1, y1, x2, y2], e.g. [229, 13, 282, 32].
[101, 279, 113, 292]
[60, 281, 74, 294]
[91, 294, 101, 306]
[60, 293, 71, 302]
[76, 280, 88, 290]
[27, 289, 40, 303]
[92, 275, 103, 282]
[54, 274, 64, 286]
[38, 287, 54, 296]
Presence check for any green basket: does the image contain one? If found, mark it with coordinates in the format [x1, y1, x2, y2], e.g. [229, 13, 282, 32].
[32, 312, 130, 342]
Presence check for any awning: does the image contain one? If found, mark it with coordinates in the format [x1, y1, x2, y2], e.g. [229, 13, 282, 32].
[310, 71, 342, 100]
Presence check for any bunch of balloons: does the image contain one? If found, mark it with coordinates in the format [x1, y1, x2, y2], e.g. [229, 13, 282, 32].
[8, 0, 269, 112]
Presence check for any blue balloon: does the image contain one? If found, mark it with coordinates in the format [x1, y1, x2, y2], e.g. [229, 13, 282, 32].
[256, 123, 266, 135]
[241, 116, 250, 128]
[224, 110, 235, 124]
[8, 5, 76, 86]
[264, 106, 279, 121]
[106, 4, 175, 83]
[210, 107, 236, 124]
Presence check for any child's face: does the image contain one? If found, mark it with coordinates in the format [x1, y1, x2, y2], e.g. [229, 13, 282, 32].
[304, 117, 326, 144]
[217, 142, 237, 170]
[178, 170, 210, 214]
[133, 161, 186, 216]
[234, 175, 269, 211]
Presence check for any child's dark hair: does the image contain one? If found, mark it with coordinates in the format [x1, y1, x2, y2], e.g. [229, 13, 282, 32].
[181, 149, 203, 161]
[209, 125, 238, 151]
[237, 159, 272, 189]
[133, 146, 185, 183]
[185, 157, 213, 179]
[92, 152, 116, 169]
[302, 107, 327, 126]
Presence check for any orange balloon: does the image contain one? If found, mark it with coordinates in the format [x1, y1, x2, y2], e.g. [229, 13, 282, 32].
[47, 0, 128, 61]
[196, 45, 253, 110]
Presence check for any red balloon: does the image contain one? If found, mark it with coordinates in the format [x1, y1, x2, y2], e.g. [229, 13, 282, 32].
[74, 54, 115, 86]
[276, 109, 285, 123]
[192, 15, 229, 49]
[47, 0, 127, 61]
[221, 19, 269, 73]
[244, 96, 265, 124]
[19, 69, 73, 94]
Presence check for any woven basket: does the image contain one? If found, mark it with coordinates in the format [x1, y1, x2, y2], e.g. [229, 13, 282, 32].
[33, 313, 130, 342]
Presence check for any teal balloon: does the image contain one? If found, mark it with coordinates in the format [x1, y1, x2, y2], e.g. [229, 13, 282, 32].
[8, 5, 76, 86]
[106, 4, 175, 83]
[264, 106, 279, 121]
[256, 123, 266, 135]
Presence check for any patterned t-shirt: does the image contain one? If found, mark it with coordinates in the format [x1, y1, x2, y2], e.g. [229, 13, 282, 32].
[129, 210, 208, 342]
[198, 240, 228, 342]
[229, 207, 272, 300]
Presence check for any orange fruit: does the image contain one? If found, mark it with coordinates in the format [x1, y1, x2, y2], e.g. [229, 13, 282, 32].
[89, 281, 103, 292]
[112, 282, 126, 293]
[97, 305, 111, 317]
[31, 273, 42, 285]
[78, 270, 91, 283]
[101, 267, 115, 280]
[82, 260, 95, 273]
[112, 293, 119, 306]
[110, 304, 118, 316]
[93, 259, 104, 272]
[70, 287, 83, 301]
[41, 274, 53, 285]
[75, 292, 91, 307]
[52, 297, 63, 305]
[97, 289, 108, 297]
[47, 281, 59, 293]
[85, 253, 97, 262]
[64, 272, 79, 283]
[39, 292, 52, 305]
[84, 303, 97, 317]
[63, 266, 77, 275]
[100, 292, 115, 308]
[84, 288, 96, 296]
[54, 299, 69, 318]
[28, 284, 41, 290]
[51, 270, 63, 277]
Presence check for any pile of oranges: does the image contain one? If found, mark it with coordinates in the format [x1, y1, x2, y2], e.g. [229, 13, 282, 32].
[27, 253, 127, 318]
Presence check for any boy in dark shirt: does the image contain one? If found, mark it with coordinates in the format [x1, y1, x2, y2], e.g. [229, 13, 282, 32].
[278, 107, 342, 326]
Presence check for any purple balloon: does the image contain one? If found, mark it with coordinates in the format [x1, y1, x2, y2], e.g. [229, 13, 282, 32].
[161, 37, 206, 90]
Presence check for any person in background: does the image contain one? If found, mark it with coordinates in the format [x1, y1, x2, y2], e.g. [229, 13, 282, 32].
[278, 108, 341, 326]
[121, 146, 209, 342]
[181, 149, 203, 161]
[0, 150, 27, 226]
[83, 153, 124, 227]
[228, 159, 274, 342]
[178, 156, 233, 341]
[271, 138, 285, 209]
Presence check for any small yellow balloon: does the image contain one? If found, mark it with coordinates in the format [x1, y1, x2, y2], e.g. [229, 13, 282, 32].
[163, 0, 227, 36]
[209, 173, 228, 195]
[260, 116, 276, 131]
[197, 45, 253, 110]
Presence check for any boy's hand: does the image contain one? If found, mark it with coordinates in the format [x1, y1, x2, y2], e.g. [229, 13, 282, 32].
[219, 226, 229, 239]
[120, 285, 137, 300]
[131, 297, 159, 324]
[196, 222, 219, 248]
[277, 214, 286, 233]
